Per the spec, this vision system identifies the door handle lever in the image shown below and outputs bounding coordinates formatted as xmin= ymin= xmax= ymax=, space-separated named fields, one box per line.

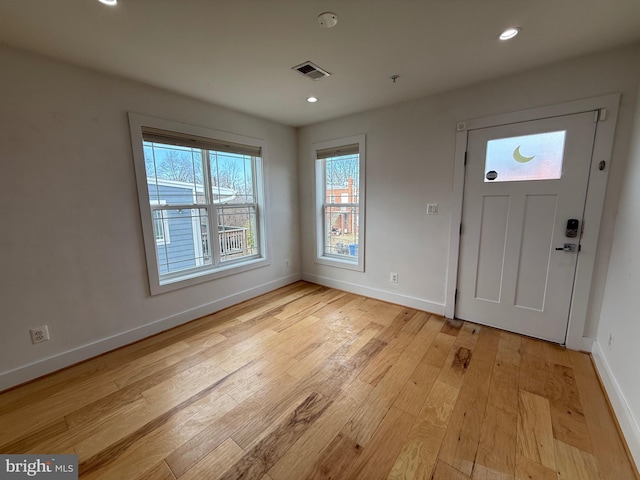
xmin=555 ymin=243 xmax=577 ymax=252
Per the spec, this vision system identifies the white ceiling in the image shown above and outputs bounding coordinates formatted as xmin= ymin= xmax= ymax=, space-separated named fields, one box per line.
xmin=1 ymin=0 xmax=640 ymax=127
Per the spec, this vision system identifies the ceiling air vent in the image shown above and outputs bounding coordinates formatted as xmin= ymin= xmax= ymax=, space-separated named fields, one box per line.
xmin=292 ymin=61 xmax=331 ymax=80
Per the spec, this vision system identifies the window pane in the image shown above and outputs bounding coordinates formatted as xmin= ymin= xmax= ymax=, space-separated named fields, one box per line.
xmin=153 ymin=210 xmax=168 ymax=243
xmin=324 ymin=153 xmax=359 ymax=204
xmin=484 ymin=131 xmax=566 ymax=182
xmin=324 ymin=205 xmax=360 ymax=258
xmin=144 ymin=141 xmax=206 ymax=204
xmin=209 ymin=151 xmax=255 ymax=204
xmin=217 ymin=205 xmax=258 ymax=262
xmin=155 ymin=207 xmax=212 ymax=275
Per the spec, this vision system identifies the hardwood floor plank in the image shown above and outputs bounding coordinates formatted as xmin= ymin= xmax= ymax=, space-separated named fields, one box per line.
xmin=135 ymin=461 xmax=176 ymax=480
xmin=77 ymin=386 xmax=237 ymax=477
xmin=514 ymin=454 xmax=557 ymax=480
xmin=441 ymin=319 xmax=464 ymax=337
xmin=218 ymin=392 xmax=332 ymax=480
xmin=437 ymin=327 xmax=480 ymax=389
xmin=487 ymin=361 xmax=520 ymax=416
xmin=375 ymin=309 xmax=419 ymax=344
xmin=234 ymin=285 xmax=323 ymax=323
xmin=164 ymin=373 xmax=300 ymax=478
xmin=80 ymin=387 xmax=238 ymax=480
xmin=30 ymin=395 xmax=154 ymax=457
xmin=389 ymin=379 xmax=460 ymax=480
xmin=555 ymin=439 xmax=601 ymax=480
xmin=472 ymin=404 xmax=517 ymax=480
xmin=0 ymin=418 xmax=69 ymax=454
xmin=141 ymin=359 xmax=229 ymax=409
xmin=543 ymin=343 xmax=572 ymax=368
xmin=518 ymin=338 xmax=548 ymax=397
xmin=222 ymin=355 xmax=299 ymax=405
xmin=64 ymin=350 xmax=210 ymax=429
xmin=495 ymin=332 xmax=522 ymax=367
xmin=110 ymin=341 xmax=200 ymax=389
xmin=393 ymin=361 xmax=441 ymax=417
xmin=0 ymin=357 xmax=108 ymax=415
xmin=268 ymin=378 xmax=372 ymax=480
xmin=432 ymin=460 xmax=472 ymax=480
xmin=516 ymin=390 xmax=556 ymax=471
xmin=421 ymin=332 xmax=457 ymax=369
xmin=568 ymin=350 xmax=638 ymax=480
xmin=357 ymin=331 xmax=415 ymax=386
xmin=438 ymin=327 xmax=500 ymax=477
xmin=343 ymin=315 xmax=441 ymax=446
xmin=0 ymin=376 xmax=119 ymax=447
xmin=178 ymin=438 xmax=244 ymax=480
xmin=287 ymin=322 xmax=384 ymax=380
xmin=342 ymin=406 xmax=415 ymax=480
xmin=546 ymin=363 xmax=593 ymax=453
xmin=357 ymin=299 xmax=405 ymax=326
xmin=487 ymin=332 xmax=522 ymax=416
xmin=305 ymin=432 xmax=362 ymax=480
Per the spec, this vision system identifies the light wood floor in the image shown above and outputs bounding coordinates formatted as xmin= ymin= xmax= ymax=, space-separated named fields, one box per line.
xmin=0 ymin=282 xmax=637 ymax=479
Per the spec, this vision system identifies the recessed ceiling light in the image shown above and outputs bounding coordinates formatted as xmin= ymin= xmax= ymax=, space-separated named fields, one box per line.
xmin=98 ymin=0 xmax=118 ymax=6
xmin=499 ymin=27 xmax=521 ymax=40
xmin=307 ymin=97 xmax=318 ymax=103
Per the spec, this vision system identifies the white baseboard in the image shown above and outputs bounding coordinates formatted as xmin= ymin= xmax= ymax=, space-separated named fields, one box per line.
xmin=591 ymin=340 xmax=640 ymax=470
xmin=302 ymin=273 xmax=445 ymax=315
xmin=0 ymin=274 xmax=302 ymax=392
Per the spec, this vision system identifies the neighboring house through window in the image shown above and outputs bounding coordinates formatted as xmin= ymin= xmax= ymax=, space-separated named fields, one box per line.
xmin=314 ymin=134 xmax=366 ymax=271
xmin=129 ymin=113 xmax=269 ymax=294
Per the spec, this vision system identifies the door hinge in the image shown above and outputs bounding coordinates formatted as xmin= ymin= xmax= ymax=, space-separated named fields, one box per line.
xmin=464 ymin=151 xmax=468 ymax=166
xmin=459 ymin=223 xmax=463 ymax=235
xmin=455 ymin=289 xmax=458 ymax=302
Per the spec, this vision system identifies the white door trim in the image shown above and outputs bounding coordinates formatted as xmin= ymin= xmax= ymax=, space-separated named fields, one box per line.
xmin=446 ymin=93 xmax=620 ymax=350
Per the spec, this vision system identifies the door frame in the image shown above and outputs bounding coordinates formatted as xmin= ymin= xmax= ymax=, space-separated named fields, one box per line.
xmin=445 ymin=93 xmax=620 ymax=350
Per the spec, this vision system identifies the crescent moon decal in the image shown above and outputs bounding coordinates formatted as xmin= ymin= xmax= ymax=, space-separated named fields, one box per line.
xmin=513 ymin=145 xmax=535 ymax=163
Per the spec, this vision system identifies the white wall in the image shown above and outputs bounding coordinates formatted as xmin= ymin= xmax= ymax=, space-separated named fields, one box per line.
xmin=298 ymin=43 xmax=640 ymax=337
xmin=0 ymin=46 xmax=300 ymax=390
xmin=593 ymin=83 xmax=640 ymax=465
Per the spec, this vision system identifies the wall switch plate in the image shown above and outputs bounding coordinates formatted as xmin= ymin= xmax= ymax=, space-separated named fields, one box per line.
xmin=390 ymin=272 xmax=398 ymax=283
xmin=427 ymin=203 xmax=438 ymax=215
xmin=30 ymin=325 xmax=50 ymax=344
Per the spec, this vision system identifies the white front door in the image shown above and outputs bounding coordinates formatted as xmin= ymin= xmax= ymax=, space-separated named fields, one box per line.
xmin=456 ymin=111 xmax=597 ymax=343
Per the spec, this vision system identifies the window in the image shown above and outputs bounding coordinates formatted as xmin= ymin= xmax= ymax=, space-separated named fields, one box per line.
xmin=129 ymin=114 xmax=269 ymax=294
xmin=484 ymin=130 xmax=566 ymax=182
xmin=150 ymin=200 xmax=170 ymax=245
xmin=314 ymin=134 xmax=365 ymax=271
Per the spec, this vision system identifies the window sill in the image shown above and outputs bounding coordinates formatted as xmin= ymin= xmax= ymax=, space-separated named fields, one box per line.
xmin=150 ymin=256 xmax=271 ymax=295
xmin=315 ymin=255 xmax=364 ymax=272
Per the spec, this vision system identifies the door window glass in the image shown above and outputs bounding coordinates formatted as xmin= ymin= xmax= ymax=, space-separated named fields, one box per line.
xmin=484 ymin=130 xmax=566 ymax=182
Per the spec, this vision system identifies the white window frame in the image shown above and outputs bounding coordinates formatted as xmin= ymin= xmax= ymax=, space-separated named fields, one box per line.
xmin=150 ymin=200 xmax=170 ymax=245
xmin=129 ymin=113 xmax=270 ymax=295
xmin=313 ymin=134 xmax=366 ymax=272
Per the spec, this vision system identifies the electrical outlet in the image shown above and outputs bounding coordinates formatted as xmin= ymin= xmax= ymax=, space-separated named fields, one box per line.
xmin=390 ymin=272 xmax=398 ymax=284
xmin=284 ymin=259 xmax=290 ymax=269
xmin=608 ymin=333 xmax=614 ymax=349
xmin=30 ymin=325 xmax=50 ymax=344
